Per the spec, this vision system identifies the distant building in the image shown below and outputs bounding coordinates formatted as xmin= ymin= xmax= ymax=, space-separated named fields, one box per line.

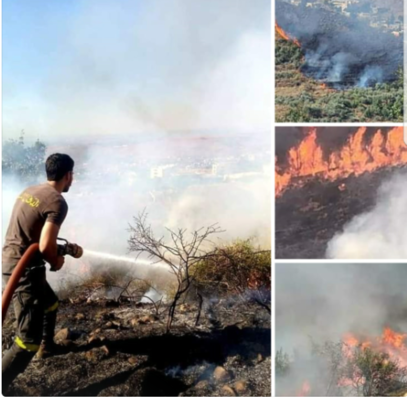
xmin=150 ymin=167 xmax=164 ymax=179
xmin=331 ymin=0 xmax=350 ymax=12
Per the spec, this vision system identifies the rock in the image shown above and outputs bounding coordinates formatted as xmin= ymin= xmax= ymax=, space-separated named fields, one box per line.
xmin=85 ymin=350 xmax=96 ymax=362
xmin=54 ymin=328 xmax=70 ymax=343
xmin=75 ymin=313 xmax=85 ymax=320
xmin=195 ymin=380 xmax=209 ymax=390
xmin=213 ymin=366 xmax=231 ymax=383
xmin=105 ymin=321 xmax=113 ymax=328
xmin=220 ymin=385 xmax=236 ymax=396
xmin=233 ymin=380 xmax=248 ymax=395
xmin=138 ymin=315 xmax=156 ymax=324
xmin=84 ymin=346 xmax=109 ymax=362
xmin=257 ymin=353 xmax=264 ymax=363
xmin=128 ymin=356 xmax=138 ymax=365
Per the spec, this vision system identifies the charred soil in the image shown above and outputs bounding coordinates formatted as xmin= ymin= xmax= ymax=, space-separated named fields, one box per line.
xmin=275 ymin=166 xmax=406 ymax=259
xmin=3 ymin=292 xmax=271 ymax=397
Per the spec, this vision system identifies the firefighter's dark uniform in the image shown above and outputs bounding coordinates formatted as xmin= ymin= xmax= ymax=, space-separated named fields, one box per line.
xmin=2 ymin=183 xmax=68 ymax=393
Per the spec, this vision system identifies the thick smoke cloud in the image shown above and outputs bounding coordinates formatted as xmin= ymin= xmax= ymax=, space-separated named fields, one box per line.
xmin=3 ymin=0 xmax=271 ymax=289
xmin=276 ymin=0 xmax=403 ymax=87
xmin=327 ymin=171 xmax=407 ymax=259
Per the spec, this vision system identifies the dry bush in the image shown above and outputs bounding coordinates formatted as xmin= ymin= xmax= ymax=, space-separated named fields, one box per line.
xmin=192 ymin=239 xmax=271 ymax=312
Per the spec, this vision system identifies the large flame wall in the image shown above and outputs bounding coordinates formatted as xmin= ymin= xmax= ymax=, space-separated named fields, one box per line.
xmin=276 ymin=127 xmax=407 ymax=196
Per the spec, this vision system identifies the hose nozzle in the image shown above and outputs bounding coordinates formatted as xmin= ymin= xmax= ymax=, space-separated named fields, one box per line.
xmin=57 ymin=238 xmax=83 ymax=259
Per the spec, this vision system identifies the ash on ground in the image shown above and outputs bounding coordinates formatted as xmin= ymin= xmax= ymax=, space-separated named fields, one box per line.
xmin=2 ymin=290 xmax=271 ymax=397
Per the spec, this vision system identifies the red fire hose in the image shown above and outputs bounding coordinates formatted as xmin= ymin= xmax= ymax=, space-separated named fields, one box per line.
xmin=2 ymin=243 xmax=39 ymax=324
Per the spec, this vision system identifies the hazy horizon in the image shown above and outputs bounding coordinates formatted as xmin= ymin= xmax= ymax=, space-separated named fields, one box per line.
xmin=3 ymin=0 xmax=271 ymax=141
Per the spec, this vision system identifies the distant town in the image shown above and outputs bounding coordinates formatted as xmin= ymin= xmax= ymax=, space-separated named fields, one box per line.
xmin=51 ymin=137 xmax=271 ymax=205
xmin=283 ymin=0 xmax=404 ymax=36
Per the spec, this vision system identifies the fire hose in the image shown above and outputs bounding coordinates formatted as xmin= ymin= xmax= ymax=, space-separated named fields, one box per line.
xmin=2 ymin=239 xmax=83 ymax=325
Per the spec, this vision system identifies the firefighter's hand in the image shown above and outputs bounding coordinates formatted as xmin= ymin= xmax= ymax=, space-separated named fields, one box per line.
xmin=51 ymin=256 xmax=65 ymax=272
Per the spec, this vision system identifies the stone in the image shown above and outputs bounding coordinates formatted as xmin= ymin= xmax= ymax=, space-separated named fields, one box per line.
xmin=195 ymin=380 xmax=209 ymax=390
xmin=54 ymin=328 xmax=70 ymax=343
xmin=233 ymin=380 xmax=248 ymax=394
xmin=128 ymin=357 xmax=138 ymax=365
xmin=213 ymin=366 xmax=231 ymax=383
xmin=220 ymin=385 xmax=236 ymax=396
xmin=138 ymin=315 xmax=155 ymax=324
xmin=75 ymin=313 xmax=85 ymax=320
xmin=85 ymin=346 xmax=109 ymax=362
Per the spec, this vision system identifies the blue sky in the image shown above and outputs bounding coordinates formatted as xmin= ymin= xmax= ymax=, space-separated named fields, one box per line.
xmin=3 ymin=0 xmax=271 ymax=141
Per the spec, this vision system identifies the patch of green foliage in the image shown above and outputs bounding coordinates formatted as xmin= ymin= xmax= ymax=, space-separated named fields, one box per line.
xmin=275 ymin=37 xmax=404 ymax=123
xmin=193 ymin=239 xmax=271 ymax=294
xmin=275 ymin=349 xmax=291 ymax=377
xmin=275 ymin=37 xmax=303 ymax=68
xmin=191 ymin=239 xmax=271 ymax=312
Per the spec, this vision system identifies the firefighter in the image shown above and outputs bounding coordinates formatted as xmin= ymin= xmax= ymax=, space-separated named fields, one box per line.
xmin=2 ymin=153 xmax=75 ymax=393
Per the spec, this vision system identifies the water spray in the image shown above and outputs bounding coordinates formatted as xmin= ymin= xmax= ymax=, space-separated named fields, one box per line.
xmin=83 ymin=249 xmax=170 ymax=270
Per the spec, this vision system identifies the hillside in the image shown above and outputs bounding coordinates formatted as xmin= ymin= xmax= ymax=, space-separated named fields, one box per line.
xmin=275 ymin=32 xmax=403 ymax=123
xmin=3 ymin=290 xmax=271 ymax=396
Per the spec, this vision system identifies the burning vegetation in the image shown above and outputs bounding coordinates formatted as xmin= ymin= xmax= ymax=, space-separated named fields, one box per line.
xmin=276 ymin=126 xmax=407 ymax=197
xmin=275 ymin=0 xmax=403 ymax=122
xmin=275 ymin=22 xmax=300 ymax=48
xmin=275 ymin=126 xmax=407 ymax=259
xmin=276 ymin=263 xmax=407 ymax=397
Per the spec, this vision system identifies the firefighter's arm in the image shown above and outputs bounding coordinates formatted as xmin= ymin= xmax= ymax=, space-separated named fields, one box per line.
xmin=39 ymin=221 xmax=65 ymax=271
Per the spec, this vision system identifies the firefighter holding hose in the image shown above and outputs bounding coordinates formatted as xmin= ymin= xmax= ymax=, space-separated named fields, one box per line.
xmin=2 ymin=153 xmax=76 ymax=393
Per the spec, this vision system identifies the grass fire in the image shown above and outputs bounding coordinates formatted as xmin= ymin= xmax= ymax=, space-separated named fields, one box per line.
xmin=276 ymin=263 xmax=407 ymax=397
xmin=275 ymin=126 xmax=407 ymax=259
xmin=275 ymin=0 xmax=403 ymax=122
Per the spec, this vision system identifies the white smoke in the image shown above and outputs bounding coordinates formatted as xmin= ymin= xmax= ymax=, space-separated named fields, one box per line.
xmin=3 ymin=0 xmax=271 ymax=139
xmin=326 ymin=171 xmax=407 ymax=259
xmin=276 ymin=263 xmax=407 ymax=396
xmin=2 ymin=0 xmax=271 ymax=292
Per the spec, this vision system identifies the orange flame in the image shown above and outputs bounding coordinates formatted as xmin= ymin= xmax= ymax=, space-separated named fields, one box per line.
xmin=344 ymin=328 xmax=407 ymax=368
xmin=276 ymin=127 xmax=407 ymax=196
xmin=276 ymin=22 xmax=301 ymax=47
xmin=296 ymin=380 xmax=311 ymax=397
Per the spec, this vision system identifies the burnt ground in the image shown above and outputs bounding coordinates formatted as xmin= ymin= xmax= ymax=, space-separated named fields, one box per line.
xmin=2 ymin=292 xmax=271 ymax=397
xmin=275 ymin=166 xmax=406 ymax=259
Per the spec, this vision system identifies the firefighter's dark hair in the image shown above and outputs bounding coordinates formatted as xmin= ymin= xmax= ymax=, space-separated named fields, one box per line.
xmin=45 ymin=154 xmax=74 ymax=181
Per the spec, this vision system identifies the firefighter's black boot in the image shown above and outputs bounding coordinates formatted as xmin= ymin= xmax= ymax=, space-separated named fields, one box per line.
xmin=2 ymin=344 xmax=36 ymax=395
xmin=42 ymin=308 xmax=57 ymax=344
